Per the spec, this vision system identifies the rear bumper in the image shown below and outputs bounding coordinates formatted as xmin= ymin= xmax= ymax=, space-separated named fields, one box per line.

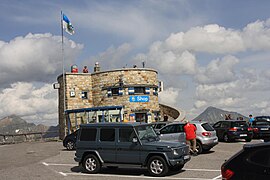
xmin=200 ymin=138 xmax=219 ymax=149
xmin=228 ymin=132 xmax=253 ymax=139
xmin=253 ymin=132 xmax=270 ymax=139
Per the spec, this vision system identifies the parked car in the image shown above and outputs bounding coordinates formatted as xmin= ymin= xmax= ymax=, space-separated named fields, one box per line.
xmin=151 ymin=121 xmax=170 ymax=132
xmin=74 ymin=122 xmax=191 ymax=177
xmin=63 ymin=130 xmax=78 ymax=150
xmin=221 ymin=142 xmax=270 ymax=180
xmin=158 ymin=121 xmax=218 ymax=154
xmin=252 ymin=116 xmax=270 ymax=140
xmin=213 ymin=120 xmax=253 ymax=142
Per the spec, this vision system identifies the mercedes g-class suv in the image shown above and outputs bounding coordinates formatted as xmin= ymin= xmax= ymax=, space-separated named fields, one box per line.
xmin=74 ymin=122 xmax=190 ymax=177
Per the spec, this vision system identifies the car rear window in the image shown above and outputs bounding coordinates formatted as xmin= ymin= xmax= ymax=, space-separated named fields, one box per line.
xmin=254 ymin=120 xmax=270 ymax=126
xmin=256 ymin=117 xmax=270 ymax=121
xmin=201 ymin=123 xmax=215 ymax=131
xmin=80 ymin=128 xmax=97 ymax=141
xmin=232 ymin=121 xmax=248 ymax=127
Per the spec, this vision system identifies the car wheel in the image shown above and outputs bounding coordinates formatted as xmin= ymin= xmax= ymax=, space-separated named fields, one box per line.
xmin=196 ymin=141 xmax=203 ymax=154
xmin=147 ymin=156 xmax=168 ymax=177
xmin=169 ymin=164 xmax=184 ymax=171
xmin=66 ymin=140 xmax=75 ymax=150
xmin=223 ymin=134 xmax=230 ymax=142
xmin=82 ymin=154 xmax=101 ymax=174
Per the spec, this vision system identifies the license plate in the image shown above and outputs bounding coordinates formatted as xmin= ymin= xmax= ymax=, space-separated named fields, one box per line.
xmin=261 ymin=128 xmax=269 ymax=130
xmin=240 ymin=134 xmax=247 ymax=137
xmin=184 ymin=155 xmax=190 ymax=160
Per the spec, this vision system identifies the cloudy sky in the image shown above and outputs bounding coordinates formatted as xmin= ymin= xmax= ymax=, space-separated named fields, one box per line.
xmin=1 ymin=0 xmax=270 ymax=126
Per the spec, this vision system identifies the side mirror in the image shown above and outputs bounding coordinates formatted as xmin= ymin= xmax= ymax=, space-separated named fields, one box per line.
xmin=132 ymin=137 xmax=138 ymax=143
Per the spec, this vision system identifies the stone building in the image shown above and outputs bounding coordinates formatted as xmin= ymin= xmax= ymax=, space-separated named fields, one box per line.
xmin=55 ymin=63 xmax=180 ymax=139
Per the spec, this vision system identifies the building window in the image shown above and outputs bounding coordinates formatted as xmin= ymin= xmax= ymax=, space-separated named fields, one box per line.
xmin=81 ymin=91 xmax=88 ymax=99
xmin=134 ymin=87 xmax=145 ymax=94
xmin=111 ymin=88 xmax=119 ymax=96
xmin=153 ymin=88 xmax=158 ymax=96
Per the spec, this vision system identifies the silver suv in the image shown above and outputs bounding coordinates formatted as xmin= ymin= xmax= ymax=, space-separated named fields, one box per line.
xmin=158 ymin=121 xmax=218 ymax=154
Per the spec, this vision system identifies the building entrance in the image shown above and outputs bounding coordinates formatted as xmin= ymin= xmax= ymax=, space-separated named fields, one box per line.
xmin=135 ymin=113 xmax=147 ymax=123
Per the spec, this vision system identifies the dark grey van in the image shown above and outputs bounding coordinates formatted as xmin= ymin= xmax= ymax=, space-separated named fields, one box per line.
xmin=74 ymin=122 xmax=190 ymax=177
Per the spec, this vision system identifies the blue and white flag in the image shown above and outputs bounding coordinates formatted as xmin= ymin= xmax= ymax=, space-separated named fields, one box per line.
xmin=62 ymin=14 xmax=74 ymax=35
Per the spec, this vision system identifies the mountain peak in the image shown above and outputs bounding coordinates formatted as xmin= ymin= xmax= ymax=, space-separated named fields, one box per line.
xmin=192 ymin=106 xmax=248 ymax=124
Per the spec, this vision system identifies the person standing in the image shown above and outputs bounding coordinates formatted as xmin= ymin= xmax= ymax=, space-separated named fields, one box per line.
xmin=249 ymin=114 xmax=255 ymax=126
xmin=184 ymin=120 xmax=198 ymax=156
xmin=82 ymin=66 xmax=88 ymax=73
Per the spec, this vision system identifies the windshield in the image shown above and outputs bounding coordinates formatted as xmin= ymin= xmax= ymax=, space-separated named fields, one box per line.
xmin=135 ymin=125 xmax=158 ymax=141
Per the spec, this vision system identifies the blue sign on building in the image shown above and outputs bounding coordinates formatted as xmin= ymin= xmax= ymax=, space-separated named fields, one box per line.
xmin=129 ymin=96 xmax=149 ymax=102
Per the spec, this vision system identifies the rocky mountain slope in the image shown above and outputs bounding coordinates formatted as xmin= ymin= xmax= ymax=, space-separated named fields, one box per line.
xmin=0 ymin=115 xmax=58 ymax=137
xmin=192 ymin=106 xmax=249 ymax=125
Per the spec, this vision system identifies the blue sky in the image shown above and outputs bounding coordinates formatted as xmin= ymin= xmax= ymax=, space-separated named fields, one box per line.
xmin=0 ymin=0 xmax=270 ymax=125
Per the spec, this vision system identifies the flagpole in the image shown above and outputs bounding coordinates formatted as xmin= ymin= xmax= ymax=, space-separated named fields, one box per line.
xmin=61 ymin=11 xmax=67 ymax=137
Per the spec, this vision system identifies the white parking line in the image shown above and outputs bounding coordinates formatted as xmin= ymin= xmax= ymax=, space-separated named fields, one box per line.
xmin=183 ymin=168 xmax=220 ymax=172
xmin=42 ymin=162 xmax=77 ymax=166
xmin=42 ymin=162 xmax=221 ymax=179
xmin=212 ymin=175 xmax=222 ymax=179
xmin=59 ymin=172 xmax=67 ymax=176
xmin=62 ymin=172 xmax=216 ymax=180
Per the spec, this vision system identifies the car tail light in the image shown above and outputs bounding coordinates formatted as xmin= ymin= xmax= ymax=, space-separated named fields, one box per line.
xmin=202 ymin=132 xmax=211 ymax=136
xmin=253 ymin=128 xmax=259 ymax=133
xmin=248 ymin=127 xmax=253 ymax=131
xmin=229 ymin=127 xmax=237 ymax=131
xmin=221 ymin=166 xmax=234 ymax=180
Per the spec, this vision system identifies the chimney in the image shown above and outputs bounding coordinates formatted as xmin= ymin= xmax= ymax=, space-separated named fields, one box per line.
xmin=94 ymin=62 xmax=100 ymax=72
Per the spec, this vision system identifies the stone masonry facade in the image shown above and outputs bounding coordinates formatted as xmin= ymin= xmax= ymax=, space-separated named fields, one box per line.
xmin=57 ymin=68 xmax=160 ymax=138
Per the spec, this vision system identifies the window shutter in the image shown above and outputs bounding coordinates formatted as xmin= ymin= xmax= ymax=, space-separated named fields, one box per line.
xmin=119 ymin=87 xmax=123 ymax=95
xmin=107 ymin=89 xmax=112 ymax=97
xmin=128 ymin=87 xmax=134 ymax=95
xmin=145 ymin=87 xmax=150 ymax=94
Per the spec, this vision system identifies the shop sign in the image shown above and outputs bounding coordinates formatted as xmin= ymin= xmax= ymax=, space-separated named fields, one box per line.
xmin=129 ymin=96 xmax=149 ymax=102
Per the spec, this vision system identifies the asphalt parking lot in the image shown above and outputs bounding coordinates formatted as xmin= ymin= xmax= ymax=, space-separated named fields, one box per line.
xmin=0 ymin=139 xmax=264 ymax=180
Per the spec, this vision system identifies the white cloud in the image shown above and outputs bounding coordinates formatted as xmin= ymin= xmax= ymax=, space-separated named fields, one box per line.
xmin=147 ymin=47 xmax=198 ymax=75
xmin=243 ymin=20 xmax=270 ymax=50
xmin=159 ymin=87 xmax=179 ymax=107
xmin=182 ymin=24 xmax=245 ymax=54
xmin=194 ymin=100 xmax=207 ymax=109
xmin=0 ymin=33 xmax=83 ymax=86
xmin=0 ymin=82 xmax=58 ymax=126
xmin=195 ymin=55 xmax=239 ymax=84
xmin=139 ymin=19 xmax=270 ymax=120
xmin=86 ymin=43 xmax=132 ymax=70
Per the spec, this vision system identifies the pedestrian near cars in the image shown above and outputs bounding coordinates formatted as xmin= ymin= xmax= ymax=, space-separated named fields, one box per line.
xmin=184 ymin=120 xmax=198 ymax=156
xmin=249 ymin=114 xmax=254 ymax=126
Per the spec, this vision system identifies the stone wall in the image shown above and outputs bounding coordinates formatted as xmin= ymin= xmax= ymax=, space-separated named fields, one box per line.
xmin=57 ymin=68 xmax=161 ymax=139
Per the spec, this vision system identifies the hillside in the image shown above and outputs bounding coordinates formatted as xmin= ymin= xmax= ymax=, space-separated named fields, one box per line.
xmin=192 ymin=106 xmax=249 ymax=125
xmin=0 ymin=115 xmax=58 ymax=137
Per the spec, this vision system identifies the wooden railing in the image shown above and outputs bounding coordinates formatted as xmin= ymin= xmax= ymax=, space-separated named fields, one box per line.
xmin=0 ymin=131 xmax=59 ymax=144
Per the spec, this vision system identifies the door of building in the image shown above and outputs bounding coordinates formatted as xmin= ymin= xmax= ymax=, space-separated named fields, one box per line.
xmin=135 ymin=113 xmax=147 ymax=123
